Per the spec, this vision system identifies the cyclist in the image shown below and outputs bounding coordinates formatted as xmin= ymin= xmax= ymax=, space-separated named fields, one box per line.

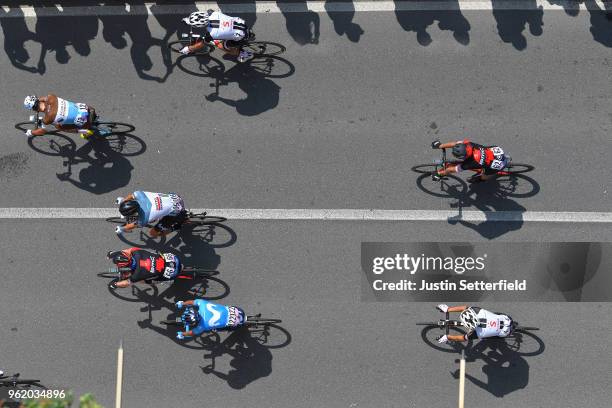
xmin=115 ymin=191 xmax=187 ymax=237
xmin=175 ymin=299 xmax=246 ymax=339
xmin=22 ymin=94 xmax=103 ymax=139
xmin=178 ymin=10 xmax=254 ymax=63
xmin=436 ymin=304 xmax=513 ymax=343
xmin=106 ymin=248 xmax=182 ymax=289
xmin=431 ymin=139 xmax=508 ymax=182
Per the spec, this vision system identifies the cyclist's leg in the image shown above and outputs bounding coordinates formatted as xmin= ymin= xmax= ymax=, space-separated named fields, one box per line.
xmin=217 ymin=40 xmax=239 ymax=56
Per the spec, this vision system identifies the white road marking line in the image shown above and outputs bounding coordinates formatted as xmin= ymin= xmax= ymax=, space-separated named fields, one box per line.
xmin=3 ymin=1 xmax=610 ymax=18
xmin=1 ymin=208 xmax=611 ymax=223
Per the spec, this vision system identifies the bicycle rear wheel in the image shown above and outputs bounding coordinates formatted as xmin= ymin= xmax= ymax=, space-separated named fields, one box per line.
xmin=243 ymin=41 xmax=286 ymax=56
xmin=97 ymin=272 xmax=119 ymax=278
xmin=515 ymin=326 xmax=539 ymax=331
xmin=187 ymin=214 xmax=227 ymax=224
xmin=96 ymin=122 xmax=135 ymax=135
xmin=503 ymin=163 xmax=534 ymax=174
xmin=246 ymin=316 xmax=282 ymax=325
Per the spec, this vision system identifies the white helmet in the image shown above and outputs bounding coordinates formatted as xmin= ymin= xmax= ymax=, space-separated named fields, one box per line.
xmin=183 ymin=11 xmax=210 ymax=27
xmin=24 ymin=95 xmax=39 ymax=110
xmin=459 ymin=307 xmax=479 ymax=331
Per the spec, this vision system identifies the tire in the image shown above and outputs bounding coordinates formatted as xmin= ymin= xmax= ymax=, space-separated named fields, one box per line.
xmin=416 ymin=321 xmax=439 ymax=326
xmin=105 ymin=217 xmax=125 ymax=224
xmin=97 ymin=272 xmax=119 ymax=278
xmin=246 ymin=316 xmax=282 ymax=325
xmin=414 ymin=172 xmax=467 ymax=198
xmin=243 ymin=41 xmax=286 ymax=56
xmin=103 ymin=133 xmax=147 ymax=157
xmin=96 ymin=122 xmax=135 ymax=135
xmin=168 ymin=40 xmax=213 ymax=55
xmin=25 ymin=133 xmax=76 ymax=157
xmin=187 ymin=216 xmax=227 ymax=224
xmin=515 ymin=326 xmax=539 ymax=332
xmin=411 ymin=164 xmax=438 ymax=175
xmin=504 ymin=163 xmax=534 ymax=174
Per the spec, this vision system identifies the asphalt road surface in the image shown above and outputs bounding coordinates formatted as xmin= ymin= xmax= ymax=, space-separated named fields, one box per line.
xmin=1 ymin=2 xmax=611 ymax=408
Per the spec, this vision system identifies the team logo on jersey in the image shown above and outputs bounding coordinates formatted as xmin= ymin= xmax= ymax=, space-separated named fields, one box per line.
xmin=206 ymin=303 xmax=222 ymax=327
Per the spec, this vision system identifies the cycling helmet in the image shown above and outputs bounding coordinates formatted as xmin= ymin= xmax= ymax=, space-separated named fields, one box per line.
xmin=459 ymin=307 xmax=479 ymax=331
xmin=183 ymin=11 xmax=210 ymax=27
xmin=182 ymin=307 xmax=200 ymax=328
xmin=452 ymin=143 xmax=467 ymax=160
xmin=24 ymin=95 xmax=39 ymax=111
xmin=110 ymin=251 xmax=130 ymax=266
xmin=119 ymin=200 xmax=140 ymax=217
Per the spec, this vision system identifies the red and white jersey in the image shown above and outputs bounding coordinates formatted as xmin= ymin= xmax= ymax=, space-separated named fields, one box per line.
xmin=474 ymin=308 xmax=512 ymax=338
xmin=207 ymin=11 xmax=247 ymax=41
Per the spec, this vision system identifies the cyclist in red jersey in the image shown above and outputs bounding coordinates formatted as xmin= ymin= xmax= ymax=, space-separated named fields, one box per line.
xmin=431 ymin=139 xmax=509 ymax=182
xmin=106 ymin=248 xmax=182 ymax=289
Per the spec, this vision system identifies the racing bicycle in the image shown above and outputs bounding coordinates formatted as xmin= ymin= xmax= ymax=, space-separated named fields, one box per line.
xmin=168 ymin=22 xmax=285 ymax=57
xmin=15 ymin=112 xmax=135 ymax=139
xmin=412 ymin=146 xmax=533 ymax=181
xmin=0 ymin=372 xmax=42 ymax=388
xmin=161 ymin=313 xmax=282 ymax=334
xmin=106 ymin=210 xmax=227 ymax=230
xmin=98 ymin=264 xmax=219 ymax=290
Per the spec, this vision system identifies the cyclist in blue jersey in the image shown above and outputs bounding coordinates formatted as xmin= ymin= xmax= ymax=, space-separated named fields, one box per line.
xmin=175 ymin=299 xmax=246 ymax=339
xmin=23 ymin=94 xmax=102 ymax=139
xmin=115 ymin=191 xmax=187 ymax=237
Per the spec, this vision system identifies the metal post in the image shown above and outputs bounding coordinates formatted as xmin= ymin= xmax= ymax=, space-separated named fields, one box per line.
xmin=115 ymin=340 xmax=124 ymax=408
xmin=458 ymin=349 xmax=465 ymax=408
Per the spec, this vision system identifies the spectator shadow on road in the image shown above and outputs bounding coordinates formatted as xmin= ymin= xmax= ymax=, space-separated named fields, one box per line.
xmin=218 ymin=0 xmax=258 ymax=28
xmin=200 ymin=324 xmax=291 ymax=389
xmin=584 ymin=0 xmax=612 ymax=47
xmin=451 ymin=334 xmax=545 ymax=397
xmin=325 ymin=0 xmax=364 ymax=42
xmin=31 ymin=3 xmax=98 ymax=74
xmin=0 ymin=7 xmax=38 ymax=73
xmin=491 ymin=0 xmax=543 ymax=50
xmin=394 ymin=0 xmax=471 ymax=46
xmin=277 ymin=1 xmax=320 ymax=45
xmin=547 ymin=0 xmax=581 ymax=16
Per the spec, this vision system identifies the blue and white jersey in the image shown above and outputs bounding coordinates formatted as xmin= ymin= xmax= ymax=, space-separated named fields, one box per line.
xmin=133 ymin=191 xmax=185 ymax=227
xmin=53 ymin=98 xmax=90 ymax=128
xmin=191 ymin=299 xmax=245 ymax=336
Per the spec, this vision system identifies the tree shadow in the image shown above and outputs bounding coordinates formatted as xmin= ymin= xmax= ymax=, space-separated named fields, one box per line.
xmin=491 ymin=0 xmax=544 ymax=50
xmin=206 ymin=62 xmax=282 ymax=116
xmin=325 ymin=0 xmax=364 ymax=42
xmin=277 ymin=1 xmax=320 ymax=45
xmin=451 ymin=334 xmax=544 ymax=397
xmin=394 ymin=0 xmax=471 ymax=46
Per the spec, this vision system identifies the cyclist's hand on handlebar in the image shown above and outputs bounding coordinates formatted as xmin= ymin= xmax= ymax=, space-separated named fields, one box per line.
xmin=437 ymin=335 xmax=448 ymax=344
xmin=176 ymin=301 xmax=184 ymax=309
xmin=115 ymin=226 xmax=125 ymax=235
xmin=431 ymin=140 xmax=441 ymax=149
xmin=115 ymin=196 xmax=124 ymax=204
xmin=176 ymin=331 xmax=185 ymax=340
xmin=179 ymin=46 xmax=191 ymax=55
xmin=25 ymin=129 xmax=33 ymax=137
xmin=436 ymin=304 xmax=449 ymax=313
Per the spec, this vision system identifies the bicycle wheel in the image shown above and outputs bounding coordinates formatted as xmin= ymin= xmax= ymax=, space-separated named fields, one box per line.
xmin=415 ymin=321 xmax=439 ymax=326
xmin=96 ymin=122 xmax=135 ymax=135
xmin=187 ymin=214 xmax=227 ymax=224
xmin=503 ymin=163 xmax=534 ymax=174
xmin=105 ymin=217 xmax=125 ymax=224
xmin=168 ymin=40 xmax=213 ymax=55
xmin=243 ymin=41 xmax=286 ymax=56
xmin=411 ymin=164 xmax=437 ymax=175
xmin=97 ymin=272 xmax=119 ymax=279
xmin=181 ymin=267 xmax=219 ymax=278
xmin=515 ymin=326 xmax=539 ymax=332
xmin=414 ymin=173 xmax=467 ymax=198
xmin=246 ymin=316 xmax=282 ymax=326
xmin=103 ymin=133 xmax=146 ymax=156
xmin=25 ymin=133 xmax=76 ymax=157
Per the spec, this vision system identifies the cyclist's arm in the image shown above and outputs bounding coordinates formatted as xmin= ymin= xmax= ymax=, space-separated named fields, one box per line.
xmin=123 ymin=222 xmax=137 ymax=232
xmin=448 ymin=305 xmax=468 ymax=313
xmin=181 ymin=300 xmax=196 ymax=307
xmin=437 ymin=141 xmax=462 ymax=149
xmin=448 ymin=334 xmax=468 ymax=342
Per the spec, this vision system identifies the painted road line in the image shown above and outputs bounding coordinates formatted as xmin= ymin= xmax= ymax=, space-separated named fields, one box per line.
xmin=1 ymin=208 xmax=611 ymax=223
xmin=2 ymin=1 xmax=611 ymax=17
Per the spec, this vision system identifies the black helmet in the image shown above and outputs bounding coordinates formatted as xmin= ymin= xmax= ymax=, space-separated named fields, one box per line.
xmin=452 ymin=143 xmax=467 ymax=160
xmin=119 ymin=200 xmax=140 ymax=216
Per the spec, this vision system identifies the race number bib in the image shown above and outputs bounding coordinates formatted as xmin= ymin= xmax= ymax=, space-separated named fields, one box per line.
xmin=73 ymin=103 xmax=89 ymax=127
xmin=226 ymin=306 xmax=244 ymax=327
xmin=162 ymin=253 xmax=178 ymax=279
xmin=489 ymin=147 xmax=506 ymax=170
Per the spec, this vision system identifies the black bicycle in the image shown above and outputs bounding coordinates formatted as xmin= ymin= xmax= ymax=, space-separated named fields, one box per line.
xmin=98 ymin=265 xmax=219 ymax=289
xmin=417 ymin=310 xmax=539 ymax=352
xmin=106 ymin=210 xmax=227 ymax=229
xmin=169 ymin=21 xmax=285 ymax=57
xmin=16 ymin=112 xmax=134 ymax=139
xmin=0 ymin=373 xmax=42 ymax=388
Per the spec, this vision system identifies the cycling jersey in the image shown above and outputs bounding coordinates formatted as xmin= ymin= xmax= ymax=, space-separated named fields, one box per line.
xmin=470 ymin=307 xmax=513 ymax=339
xmin=457 ymin=139 xmax=508 ymax=175
xmin=116 ymin=249 xmax=181 ymax=282
xmin=189 ymin=299 xmax=245 ymax=335
xmin=133 ymin=191 xmax=185 ymax=227
xmin=53 ymin=97 xmax=90 ymax=128
xmin=207 ymin=11 xmax=247 ymax=41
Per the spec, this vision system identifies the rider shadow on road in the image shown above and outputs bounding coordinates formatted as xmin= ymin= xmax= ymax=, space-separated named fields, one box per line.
xmin=451 ymin=334 xmax=544 ymax=397
xmin=206 ymin=63 xmax=282 ymax=116
xmin=394 ymin=0 xmax=471 ymax=46
xmin=200 ymin=326 xmax=276 ymax=389
xmin=445 ymin=176 xmax=540 ymax=239
xmin=55 ymin=137 xmax=136 ymax=194
xmin=491 ymin=0 xmax=544 ymax=50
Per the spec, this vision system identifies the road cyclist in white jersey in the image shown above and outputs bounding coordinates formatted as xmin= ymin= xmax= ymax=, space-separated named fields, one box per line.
xmin=436 ymin=304 xmax=513 ymax=344
xmin=178 ymin=10 xmax=254 ymax=63
xmin=22 ymin=94 xmax=104 ymax=139
xmin=115 ymin=191 xmax=187 ymax=238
